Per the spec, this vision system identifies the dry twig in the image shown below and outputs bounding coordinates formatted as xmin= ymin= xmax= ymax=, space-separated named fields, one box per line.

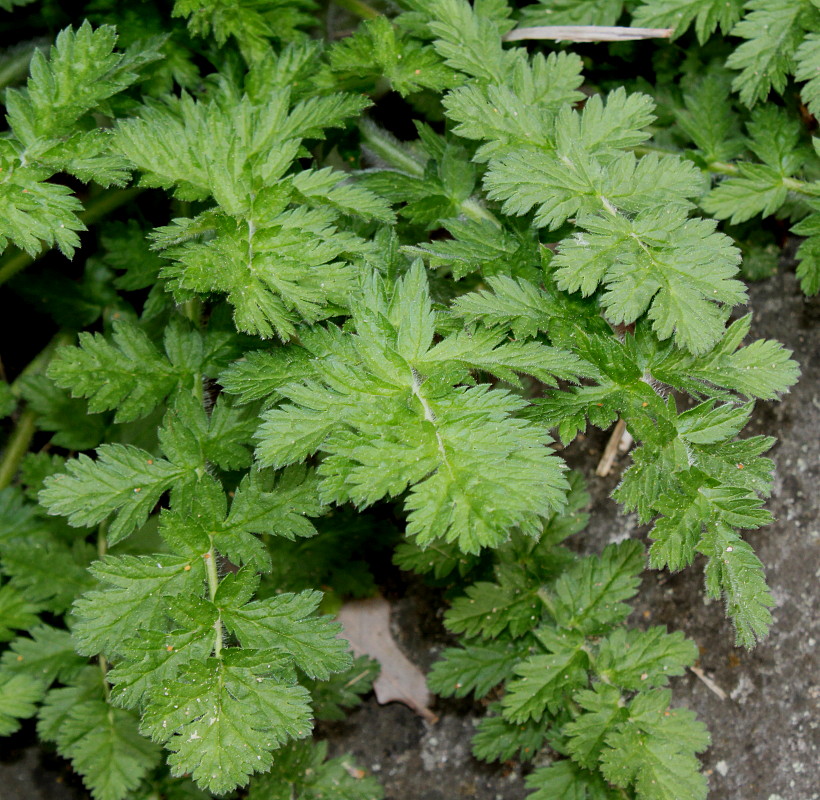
xmin=503 ymin=25 xmax=673 ymax=42
xmin=596 ymin=418 xmax=631 ymax=477
xmin=690 ymin=665 xmax=728 ymax=701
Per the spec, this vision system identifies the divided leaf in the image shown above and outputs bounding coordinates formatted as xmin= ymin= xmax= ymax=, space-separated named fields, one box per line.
xmin=55 ymin=700 xmax=162 ymax=800
xmin=40 ymin=445 xmax=184 ymax=545
xmin=599 ymin=690 xmax=710 ymax=800
xmin=548 ymin=542 xmax=644 ymax=635
xmin=1 ymin=624 xmax=86 ymax=685
xmin=472 ymin=706 xmax=551 ymax=763
xmin=141 ymin=652 xmax=313 ymax=794
xmin=527 ymin=760 xmax=620 ymax=800
xmin=632 ymin=0 xmax=744 ymax=42
xmin=726 ymin=0 xmax=816 ymax=107
xmin=0 ymin=671 xmax=44 ymax=736
xmin=72 ymin=554 xmax=205 ymax=657
xmin=0 ymin=22 xmax=160 ymax=256
xmin=501 ymin=629 xmax=588 ymax=722
xmin=47 ymin=319 xmax=197 ymax=423
xmin=256 ymin=263 xmax=577 ymax=554
xmin=595 ymin=628 xmax=698 ymax=689
xmin=427 ymin=640 xmax=528 ymax=699
xmin=247 ymin=739 xmax=383 ymax=800
xmin=223 ymin=590 xmax=351 ymax=680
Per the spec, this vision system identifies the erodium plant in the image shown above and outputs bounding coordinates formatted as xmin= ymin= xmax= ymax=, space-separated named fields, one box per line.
xmin=0 ymin=1 xmax=808 ymax=798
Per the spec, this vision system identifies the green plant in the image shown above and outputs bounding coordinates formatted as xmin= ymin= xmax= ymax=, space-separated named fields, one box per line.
xmin=0 ymin=1 xmax=806 ymax=799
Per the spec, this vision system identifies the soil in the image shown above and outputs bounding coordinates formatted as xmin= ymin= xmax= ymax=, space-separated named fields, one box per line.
xmin=1 ymin=268 xmax=817 ymax=800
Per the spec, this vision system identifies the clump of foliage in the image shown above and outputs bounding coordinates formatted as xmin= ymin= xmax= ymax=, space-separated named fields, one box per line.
xmin=429 ymin=476 xmax=710 ymax=800
xmin=0 ymin=0 xmax=807 ymax=799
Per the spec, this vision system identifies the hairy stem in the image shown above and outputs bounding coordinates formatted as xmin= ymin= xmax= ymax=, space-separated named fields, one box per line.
xmin=333 ymin=0 xmax=380 ymax=20
xmin=411 ymin=368 xmax=454 ymax=477
xmin=359 ymin=120 xmax=503 ymax=227
xmin=97 ymin=520 xmax=111 ymax=700
xmin=0 ymin=186 xmax=143 ymax=287
xmin=6 ymin=332 xmax=72 ymax=398
xmin=536 ymin=586 xmax=557 ymax=619
xmin=182 ymin=298 xmax=202 ymax=327
xmin=0 ymin=331 xmax=74 ymax=488
xmin=360 ymin=119 xmax=426 ymax=176
xmin=98 ymin=654 xmax=111 ymax=701
xmin=704 ymin=159 xmax=741 ymax=177
xmin=636 ymin=145 xmax=820 ymax=199
xmin=0 ymin=408 xmax=36 ymax=490
xmin=8 ymin=331 xmax=73 ymax=396
xmin=0 ymin=42 xmax=39 ymax=91
xmin=98 ymin=520 xmax=108 ymax=559
xmin=205 ymin=540 xmax=223 ymax=658
xmin=460 ymin=197 xmax=503 ymax=228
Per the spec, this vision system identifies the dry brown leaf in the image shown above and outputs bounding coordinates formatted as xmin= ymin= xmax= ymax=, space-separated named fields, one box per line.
xmin=337 ymin=595 xmax=437 ymax=723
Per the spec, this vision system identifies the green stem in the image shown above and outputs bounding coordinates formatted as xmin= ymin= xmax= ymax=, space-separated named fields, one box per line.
xmin=0 ymin=331 xmax=74 ymax=488
xmin=0 ymin=43 xmax=38 ymax=91
xmin=783 ymin=175 xmax=816 ymax=194
xmin=98 ymin=519 xmax=109 ymax=559
xmin=9 ymin=330 xmax=74 ymax=397
xmin=1 ymin=250 xmax=42 ymax=288
xmin=360 ymin=119 xmax=426 ymax=177
xmin=0 ymin=186 xmax=143 ymax=287
xmin=97 ymin=521 xmax=111 ymax=700
xmin=636 ymin=145 xmax=820 ymax=198
xmin=359 ymin=121 xmax=504 ymax=227
xmin=333 ymin=0 xmax=380 ymax=20
xmin=411 ymin=368 xmax=454 ymax=478
xmin=580 ymin=642 xmax=597 ymax=672
xmin=461 ymin=197 xmax=503 ymax=228
xmin=0 ymin=408 xmax=36 ymax=490
xmin=536 ymin=586 xmax=557 ymax=619
xmin=81 ymin=186 xmax=144 ymax=225
xmin=205 ymin=538 xmax=223 ymax=658
xmin=704 ymin=159 xmax=741 ymax=177
xmin=182 ymin=298 xmax=202 ymax=326
xmin=99 ymin=654 xmax=111 ymax=701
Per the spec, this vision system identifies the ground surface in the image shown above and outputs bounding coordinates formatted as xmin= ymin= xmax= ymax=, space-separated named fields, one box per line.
xmin=1 ymin=269 xmax=817 ymax=800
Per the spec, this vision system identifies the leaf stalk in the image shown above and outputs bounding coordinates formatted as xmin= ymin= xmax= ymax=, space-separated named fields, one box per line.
xmin=333 ymin=0 xmax=380 ymax=20
xmin=205 ymin=540 xmax=223 ymax=658
xmin=0 ymin=331 xmax=74 ymax=488
xmin=0 ymin=408 xmax=36 ymax=489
